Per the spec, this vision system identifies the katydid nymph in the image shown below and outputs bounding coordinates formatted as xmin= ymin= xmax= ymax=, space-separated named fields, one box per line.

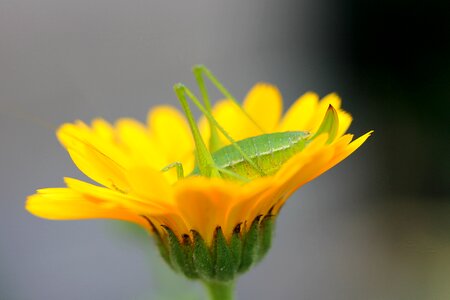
xmin=164 ymin=65 xmax=339 ymax=182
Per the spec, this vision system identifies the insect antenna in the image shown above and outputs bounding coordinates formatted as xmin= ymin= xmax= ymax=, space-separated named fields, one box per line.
xmin=1 ymin=103 xmax=56 ymax=132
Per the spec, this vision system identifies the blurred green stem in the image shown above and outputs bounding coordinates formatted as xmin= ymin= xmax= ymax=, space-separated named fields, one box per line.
xmin=204 ymin=281 xmax=235 ymax=300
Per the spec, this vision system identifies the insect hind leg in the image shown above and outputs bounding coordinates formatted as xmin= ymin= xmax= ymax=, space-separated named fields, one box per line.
xmin=216 ymin=167 xmax=250 ymax=183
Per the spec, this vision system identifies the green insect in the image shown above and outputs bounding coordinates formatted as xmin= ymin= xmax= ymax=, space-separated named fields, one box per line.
xmin=163 ymin=65 xmax=338 ymax=181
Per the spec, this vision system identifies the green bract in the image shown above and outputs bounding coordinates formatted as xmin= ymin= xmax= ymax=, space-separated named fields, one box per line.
xmin=152 ymin=214 xmax=275 ymax=282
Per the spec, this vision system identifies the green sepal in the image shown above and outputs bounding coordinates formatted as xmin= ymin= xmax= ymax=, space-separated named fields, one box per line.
xmin=229 ymin=223 xmax=243 ymax=271
xmin=213 ymin=227 xmax=235 ymax=281
xmin=238 ymin=215 xmax=262 ymax=273
xmin=154 ymin=214 xmax=276 ymax=282
xmin=256 ymin=214 xmax=275 ymax=263
xmin=143 ymin=217 xmax=171 ymax=266
xmin=161 ymin=225 xmax=183 ymax=272
xmin=154 ymin=234 xmax=171 ymax=266
xmin=192 ymin=230 xmax=214 ymax=279
xmin=162 ymin=225 xmax=198 ymax=279
xmin=180 ymin=234 xmax=198 ymax=279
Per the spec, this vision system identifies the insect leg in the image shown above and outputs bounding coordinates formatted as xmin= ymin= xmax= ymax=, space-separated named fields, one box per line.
xmin=161 ymin=162 xmax=185 ymax=179
xmin=174 ymin=84 xmax=221 ymax=178
xmin=175 ymin=84 xmax=266 ymax=177
xmin=192 ymin=65 xmax=265 ymax=134
xmin=192 ymin=66 xmax=221 ymax=152
xmin=216 ymin=167 xmax=250 ymax=183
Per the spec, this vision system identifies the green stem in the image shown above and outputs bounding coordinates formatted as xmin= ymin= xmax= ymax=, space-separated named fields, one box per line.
xmin=204 ymin=281 xmax=235 ymax=300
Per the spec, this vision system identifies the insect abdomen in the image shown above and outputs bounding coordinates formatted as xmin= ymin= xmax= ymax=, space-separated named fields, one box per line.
xmin=209 ymin=131 xmax=309 ymax=180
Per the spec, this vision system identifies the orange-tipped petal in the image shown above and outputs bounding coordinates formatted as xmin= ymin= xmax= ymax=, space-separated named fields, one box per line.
xmin=26 ymin=188 xmax=148 ymax=228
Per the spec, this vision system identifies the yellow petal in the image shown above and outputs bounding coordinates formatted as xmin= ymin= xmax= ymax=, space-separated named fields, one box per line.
xmin=328 ymin=131 xmax=373 ymax=167
xmin=337 ymin=111 xmax=353 ymax=137
xmin=200 ymin=84 xmax=282 ymax=146
xmin=199 ymin=99 xmax=242 ymax=144
xmin=147 ymin=106 xmax=195 ymax=170
xmin=116 ymin=118 xmax=165 ymax=168
xmin=91 ymin=118 xmax=115 ymax=141
xmin=57 ymin=123 xmax=130 ymax=191
xmin=224 ymin=177 xmax=277 ymax=236
xmin=126 ymin=166 xmax=173 ymax=203
xmin=174 ymin=177 xmax=275 ymax=244
xmin=149 ymin=212 xmax=190 ymax=239
xmin=26 ymin=188 xmax=148 ymax=228
xmin=64 ymin=177 xmax=169 ymax=213
xmin=242 ymin=83 xmax=282 ymax=132
xmin=272 ymin=132 xmax=372 ymax=213
xmin=174 ymin=177 xmax=234 ymax=244
xmin=277 ymin=92 xmax=319 ymax=131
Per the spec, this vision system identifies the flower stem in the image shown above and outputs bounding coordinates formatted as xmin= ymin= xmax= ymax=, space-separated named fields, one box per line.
xmin=204 ymin=281 xmax=235 ymax=300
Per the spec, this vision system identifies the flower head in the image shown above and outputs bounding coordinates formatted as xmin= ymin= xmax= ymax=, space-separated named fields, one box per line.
xmin=26 ymin=68 xmax=372 ymax=283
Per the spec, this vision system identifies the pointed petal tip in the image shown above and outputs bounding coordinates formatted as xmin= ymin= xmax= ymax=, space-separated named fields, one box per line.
xmin=361 ymin=130 xmax=374 ymax=139
xmin=349 ymin=130 xmax=374 ymax=149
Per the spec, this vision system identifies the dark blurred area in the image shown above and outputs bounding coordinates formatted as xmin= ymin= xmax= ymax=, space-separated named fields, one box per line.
xmin=338 ymin=0 xmax=450 ymax=198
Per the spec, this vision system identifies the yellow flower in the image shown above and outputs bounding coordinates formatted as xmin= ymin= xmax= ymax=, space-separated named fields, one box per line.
xmin=26 ymin=82 xmax=371 ymax=282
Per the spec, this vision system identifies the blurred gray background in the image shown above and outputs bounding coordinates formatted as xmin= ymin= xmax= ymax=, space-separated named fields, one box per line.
xmin=1 ymin=0 xmax=449 ymax=299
